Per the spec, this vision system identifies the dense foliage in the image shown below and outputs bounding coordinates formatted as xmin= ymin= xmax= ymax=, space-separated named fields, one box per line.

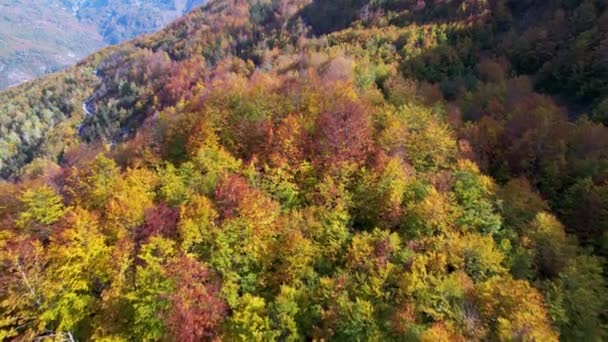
xmin=1 ymin=0 xmax=607 ymax=340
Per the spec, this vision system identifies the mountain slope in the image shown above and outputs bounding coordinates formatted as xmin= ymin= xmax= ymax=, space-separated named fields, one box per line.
xmin=0 ymin=0 xmax=205 ymax=89
xmin=0 ymin=0 xmax=103 ymax=88
xmin=66 ymin=0 xmax=206 ymax=44
xmin=0 ymin=0 xmax=606 ymax=340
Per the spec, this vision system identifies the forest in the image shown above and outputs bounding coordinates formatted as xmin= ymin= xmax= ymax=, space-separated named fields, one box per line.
xmin=0 ymin=0 xmax=607 ymax=340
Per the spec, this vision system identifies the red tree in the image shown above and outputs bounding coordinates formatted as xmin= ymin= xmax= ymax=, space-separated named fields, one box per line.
xmin=311 ymin=101 xmax=373 ymax=172
xmin=160 ymin=56 xmax=205 ymax=105
xmin=165 ymin=257 xmax=227 ymax=342
xmin=214 ymin=174 xmax=252 ymax=219
xmin=135 ymin=202 xmax=180 ymax=243
xmin=214 ymin=174 xmax=279 ymax=222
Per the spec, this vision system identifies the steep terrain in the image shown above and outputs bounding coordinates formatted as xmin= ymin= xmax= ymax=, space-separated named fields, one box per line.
xmin=0 ymin=0 xmax=205 ymax=89
xmin=0 ymin=0 xmax=103 ymax=88
xmin=0 ymin=0 xmax=607 ymax=340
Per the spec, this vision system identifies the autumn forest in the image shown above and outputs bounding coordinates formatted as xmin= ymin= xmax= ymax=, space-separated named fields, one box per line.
xmin=0 ymin=0 xmax=607 ymax=341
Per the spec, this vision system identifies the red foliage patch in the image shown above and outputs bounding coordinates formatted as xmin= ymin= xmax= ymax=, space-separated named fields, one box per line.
xmin=135 ymin=202 xmax=180 ymax=243
xmin=165 ymin=257 xmax=227 ymax=342
xmin=214 ymin=174 xmax=279 ymax=223
xmin=214 ymin=174 xmax=252 ymax=219
xmin=160 ymin=56 xmax=206 ymax=105
xmin=311 ymin=101 xmax=373 ymax=172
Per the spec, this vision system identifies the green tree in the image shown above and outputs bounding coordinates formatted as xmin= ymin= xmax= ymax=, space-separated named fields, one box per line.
xmin=544 ymin=255 xmax=607 ymax=341
xmin=225 ymin=294 xmax=279 ymax=341
xmin=128 ymin=237 xmax=176 ymax=340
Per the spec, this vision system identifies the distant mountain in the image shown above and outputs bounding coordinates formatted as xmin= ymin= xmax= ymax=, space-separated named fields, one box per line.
xmin=0 ymin=0 xmax=205 ymax=89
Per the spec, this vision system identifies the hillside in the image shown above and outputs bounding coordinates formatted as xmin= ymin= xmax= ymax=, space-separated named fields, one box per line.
xmin=0 ymin=0 xmax=205 ymax=89
xmin=0 ymin=0 xmax=607 ymax=340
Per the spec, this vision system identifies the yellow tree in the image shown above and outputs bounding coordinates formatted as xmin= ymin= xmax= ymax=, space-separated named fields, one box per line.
xmin=104 ymin=168 xmax=157 ymax=240
xmin=0 ymin=234 xmax=46 ymax=339
xmin=474 ymin=276 xmax=559 ymax=341
xmin=16 ymin=185 xmax=65 ymax=238
xmin=40 ymin=207 xmax=110 ymax=337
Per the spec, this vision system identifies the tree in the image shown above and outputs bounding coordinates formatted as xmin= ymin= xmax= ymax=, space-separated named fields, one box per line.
xmin=0 ymin=235 xmax=46 ymax=339
xmin=498 ymin=177 xmax=549 ymax=232
xmin=351 ymin=156 xmax=409 ymax=229
xmin=300 ymin=176 xmax=352 ymax=270
xmin=559 ymin=178 xmax=608 ymax=249
xmin=474 ymin=276 xmax=559 ymax=341
xmin=266 ymin=114 xmax=306 ymax=170
xmin=191 ymin=143 xmax=242 ymax=195
xmin=129 ymin=237 xmax=175 ymax=341
xmin=157 ymin=163 xmax=198 ymax=206
xmin=263 ymin=214 xmax=317 ymax=290
xmin=308 ymin=276 xmax=382 ymax=341
xmin=16 ymin=186 xmax=65 ymax=238
xmin=400 ymin=105 xmax=457 ymax=171
xmin=449 ymin=233 xmax=506 ymax=282
xmin=544 ymin=254 xmax=607 ymax=341
xmin=165 ymin=256 xmax=227 ymax=342
xmin=345 ymin=228 xmax=404 ymax=302
xmin=402 ymin=187 xmax=456 ymax=238
xmin=63 ymin=154 xmax=119 ymax=210
xmin=312 ymin=100 xmax=373 ymax=174
xmin=177 ymin=194 xmax=218 ymax=253
xmin=214 ymin=174 xmax=279 ymax=226
xmin=271 ymin=285 xmax=303 ymax=342
xmin=451 ymin=162 xmax=502 ymax=236
xmin=527 ymin=212 xmax=571 ymax=278
xmin=135 ymin=202 xmax=180 ymax=244
xmin=224 ymin=294 xmax=279 ymax=341
xmin=40 ymin=208 xmax=109 ymax=337
xmin=105 ymin=168 xmax=157 ymax=240
xmin=421 ymin=322 xmax=465 ymax=342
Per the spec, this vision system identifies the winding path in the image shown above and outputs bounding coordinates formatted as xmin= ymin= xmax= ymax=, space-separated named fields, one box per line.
xmin=82 ymin=99 xmax=93 ymax=116
xmin=77 ymin=68 xmax=102 ymax=138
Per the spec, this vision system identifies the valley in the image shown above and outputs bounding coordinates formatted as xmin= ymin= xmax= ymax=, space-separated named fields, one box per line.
xmin=0 ymin=0 xmax=205 ymax=88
